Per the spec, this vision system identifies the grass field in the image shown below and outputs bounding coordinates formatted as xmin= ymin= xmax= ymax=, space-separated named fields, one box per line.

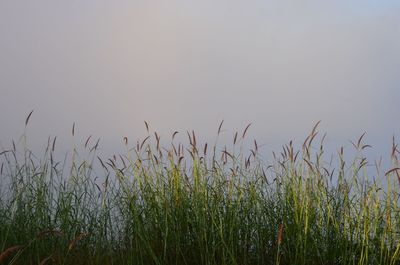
xmin=1 ymin=120 xmax=399 ymax=265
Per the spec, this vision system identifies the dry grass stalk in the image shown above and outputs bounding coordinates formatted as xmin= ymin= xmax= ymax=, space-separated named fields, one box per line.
xmin=39 ymin=255 xmax=54 ymax=265
xmin=0 ymin=245 xmax=23 ymax=263
xmin=277 ymin=223 xmax=284 ymax=245
xmin=68 ymin=233 xmax=89 ymax=251
xmin=36 ymin=229 xmax=63 ymax=240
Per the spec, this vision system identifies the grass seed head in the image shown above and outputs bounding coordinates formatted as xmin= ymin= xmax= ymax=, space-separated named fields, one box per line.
xmin=0 ymin=245 xmax=23 ymax=263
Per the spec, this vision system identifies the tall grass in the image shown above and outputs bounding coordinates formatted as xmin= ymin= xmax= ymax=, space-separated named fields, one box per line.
xmin=0 ymin=119 xmax=399 ymax=265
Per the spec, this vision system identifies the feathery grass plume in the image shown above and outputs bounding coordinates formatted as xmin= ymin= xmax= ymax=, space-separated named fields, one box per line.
xmin=385 ymin=167 xmax=400 ymax=185
xmin=0 ymin=245 xmax=23 ymax=263
xmin=277 ymin=223 xmax=284 ymax=245
xmin=68 ymin=233 xmax=89 ymax=251
xmin=233 ymin=131 xmax=238 ymax=145
xmin=39 ymin=255 xmax=54 ymax=265
xmin=242 ymin=123 xmax=252 ymax=139
xmin=25 ymin=110 xmax=34 ymax=127
xmin=217 ymin=120 xmax=224 ymax=135
xmin=172 ymin=131 xmax=179 ymax=140
xmin=36 ymin=229 xmax=63 ymax=240
xmin=71 ymin=122 xmax=75 ymax=136
xmin=84 ymin=135 xmax=91 ymax=149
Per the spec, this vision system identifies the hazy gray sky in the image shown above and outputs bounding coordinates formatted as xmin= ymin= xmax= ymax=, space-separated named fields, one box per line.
xmin=1 ymin=1 xmax=399 ymax=155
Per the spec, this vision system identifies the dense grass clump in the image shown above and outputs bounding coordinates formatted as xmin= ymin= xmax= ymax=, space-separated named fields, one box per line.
xmin=0 ymin=121 xmax=400 ymax=265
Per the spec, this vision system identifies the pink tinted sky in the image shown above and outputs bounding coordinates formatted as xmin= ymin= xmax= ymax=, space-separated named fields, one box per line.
xmin=0 ymin=1 xmax=399 ymax=157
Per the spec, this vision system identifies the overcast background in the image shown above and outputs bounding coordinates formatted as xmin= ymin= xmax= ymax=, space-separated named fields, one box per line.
xmin=0 ymin=1 xmax=399 ymax=165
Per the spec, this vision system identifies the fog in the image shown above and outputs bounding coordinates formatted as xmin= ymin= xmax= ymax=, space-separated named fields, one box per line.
xmin=1 ymin=1 xmax=399 ymax=163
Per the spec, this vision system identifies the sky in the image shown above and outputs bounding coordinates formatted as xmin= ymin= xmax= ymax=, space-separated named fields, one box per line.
xmin=0 ymin=1 xmax=399 ymax=162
